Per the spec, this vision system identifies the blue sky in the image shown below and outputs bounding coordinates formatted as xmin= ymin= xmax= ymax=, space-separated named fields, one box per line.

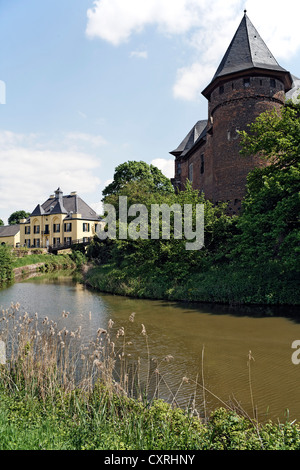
xmin=0 ymin=0 xmax=300 ymax=224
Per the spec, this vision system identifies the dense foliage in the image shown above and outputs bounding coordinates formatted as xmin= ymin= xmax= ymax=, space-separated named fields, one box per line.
xmin=1 ymin=384 xmax=300 ymax=450
xmin=8 ymin=210 xmax=30 ymax=225
xmin=233 ymin=102 xmax=300 ymax=272
xmin=0 ymin=245 xmax=13 ymax=284
xmin=102 ymin=160 xmax=174 ymax=198
xmin=86 ymin=102 xmax=300 ymax=306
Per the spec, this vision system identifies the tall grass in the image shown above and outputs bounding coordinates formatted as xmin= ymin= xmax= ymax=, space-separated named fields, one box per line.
xmin=1 ymin=303 xmax=300 ymax=450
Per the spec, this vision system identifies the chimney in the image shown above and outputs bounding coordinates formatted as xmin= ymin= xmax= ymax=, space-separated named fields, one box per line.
xmin=55 ymin=187 xmax=63 ymax=201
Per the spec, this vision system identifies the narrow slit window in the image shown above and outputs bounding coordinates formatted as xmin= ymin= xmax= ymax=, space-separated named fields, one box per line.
xmin=188 ymin=163 xmax=193 ymax=182
xmin=200 ymin=155 xmax=205 ymax=174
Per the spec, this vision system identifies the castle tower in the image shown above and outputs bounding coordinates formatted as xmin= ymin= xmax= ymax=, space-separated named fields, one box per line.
xmin=171 ymin=12 xmax=293 ymax=214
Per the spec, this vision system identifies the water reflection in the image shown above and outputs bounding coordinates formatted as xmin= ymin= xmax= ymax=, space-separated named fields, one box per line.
xmin=0 ymin=276 xmax=300 ymax=422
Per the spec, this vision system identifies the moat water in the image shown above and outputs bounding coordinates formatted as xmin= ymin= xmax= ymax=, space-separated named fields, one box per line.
xmin=1 ymin=275 xmax=300 ymax=422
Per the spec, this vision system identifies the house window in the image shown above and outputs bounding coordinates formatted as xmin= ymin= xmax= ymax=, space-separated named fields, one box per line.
xmin=44 ymin=224 xmax=49 ymax=235
xmin=219 ymin=85 xmax=224 ymax=94
xmin=177 ymin=162 xmax=181 ymax=176
xmin=270 ymin=78 xmax=276 ymax=88
xmin=64 ymin=223 xmax=72 ymax=232
xmin=24 ymin=239 xmax=30 ymax=248
xmin=34 ymin=225 xmax=40 ymax=234
xmin=53 ymin=237 xmax=60 ymax=246
xmin=200 ymin=154 xmax=205 ymax=174
xmin=64 ymin=237 xmax=72 ymax=245
xmin=83 ymin=223 xmax=90 ymax=232
xmin=33 ymin=239 xmax=40 ymax=247
xmin=25 ymin=226 xmax=30 ymax=234
xmin=188 ymin=163 xmax=193 ymax=182
xmin=243 ymin=78 xmax=250 ymax=87
xmin=53 ymin=224 xmax=60 ymax=233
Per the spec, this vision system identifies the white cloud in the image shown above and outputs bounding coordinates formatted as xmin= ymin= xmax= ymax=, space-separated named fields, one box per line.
xmin=130 ymin=50 xmax=148 ymax=59
xmin=173 ymin=62 xmax=215 ymax=101
xmin=65 ymin=132 xmax=107 ymax=147
xmin=86 ymin=0 xmax=300 ymax=102
xmin=86 ymin=0 xmax=200 ymax=45
xmin=151 ymin=158 xmax=174 ymax=178
xmin=0 ymin=130 xmax=102 ymax=224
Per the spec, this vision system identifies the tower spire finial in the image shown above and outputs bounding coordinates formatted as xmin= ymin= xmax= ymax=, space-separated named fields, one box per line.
xmin=244 ymin=9 xmax=247 ymax=15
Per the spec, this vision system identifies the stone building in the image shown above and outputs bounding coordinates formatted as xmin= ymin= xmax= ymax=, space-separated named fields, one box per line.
xmin=19 ymin=188 xmax=102 ymax=249
xmin=170 ymin=11 xmax=300 ymax=214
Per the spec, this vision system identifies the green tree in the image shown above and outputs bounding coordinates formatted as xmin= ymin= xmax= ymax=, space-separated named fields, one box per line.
xmin=102 ymin=161 xmax=174 ymax=199
xmin=0 ymin=219 xmax=4 ymax=226
xmin=232 ymin=101 xmax=300 ymax=271
xmin=8 ymin=210 xmax=30 ymax=225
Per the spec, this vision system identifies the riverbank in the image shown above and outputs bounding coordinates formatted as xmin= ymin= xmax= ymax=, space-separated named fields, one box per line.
xmin=0 ymin=301 xmax=300 ymax=450
xmin=12 ymin=253 xmax=77 ymax=282
xmin=84 ymin=261 xmax=300 ymax=306
xmin=1 ymin=382 xmax=300 ymax=450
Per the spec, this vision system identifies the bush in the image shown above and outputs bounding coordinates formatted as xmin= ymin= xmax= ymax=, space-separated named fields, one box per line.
xmin=0 ymin=245 xmax=13 ymax=284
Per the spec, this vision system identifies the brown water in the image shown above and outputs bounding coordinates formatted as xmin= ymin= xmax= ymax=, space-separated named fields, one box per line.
xmin=1 ymin=276 xmax=300 ymax=422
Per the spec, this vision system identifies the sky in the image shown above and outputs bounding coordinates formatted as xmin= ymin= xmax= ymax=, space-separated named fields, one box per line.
xmin=0 ymin=0 xmax=300 ymax=224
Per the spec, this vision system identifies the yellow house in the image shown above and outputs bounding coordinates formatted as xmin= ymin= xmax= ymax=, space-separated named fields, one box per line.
xmin=19 ymin=188 xmax=102 ymax=250
xmin=0 ymin=224 xmax=20 ymax=247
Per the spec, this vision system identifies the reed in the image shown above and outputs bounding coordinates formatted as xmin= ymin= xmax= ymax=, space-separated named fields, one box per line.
xmin=1 ymin=303 xmax=300 ymax=450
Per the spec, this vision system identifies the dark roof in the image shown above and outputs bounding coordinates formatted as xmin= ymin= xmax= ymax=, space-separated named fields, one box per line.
xmin=31 ymin=204 xmax=45 ymax=216
xmin=29 ymin=189 xmax=101 ymax=221
xmin=0 ymin=224 xmax=20 ymax=237
xmin=170 ymin=120 xmax=207 ymax=158
xmin=202 ymin=12 xmax=293 ymax=97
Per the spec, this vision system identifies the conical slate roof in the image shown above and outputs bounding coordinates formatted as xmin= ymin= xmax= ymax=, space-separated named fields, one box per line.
xmin=202 ymin=12 xmax=293 ymax=97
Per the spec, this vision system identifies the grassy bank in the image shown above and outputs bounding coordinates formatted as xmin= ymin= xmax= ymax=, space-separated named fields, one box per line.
xmin=12 ymin=252 xmax=76 ymax=270
xmin=2 ymin=385 xmax=300 ymax=450
xmin=84 ymin=261 xmax=300 ymax=306
xmin=0 ymin=303 xmax=300 ymax=450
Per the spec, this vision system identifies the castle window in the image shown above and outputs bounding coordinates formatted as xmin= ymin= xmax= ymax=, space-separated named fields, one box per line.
xmin=270 ymin=79 xmax=276 ymax=88
xmin=33 ymin=225 xmax=40 ymax=234
xmin=188 ymin=163 xmax=193 ymax=182
xmin=200 ymin=155 xmax=205 ymax=174
xmin=219 ymin=85 xmax=224 ymax=94
xmin=25 ymin=226 xmax=30 ymax=234
xmin=177 ymin=162 xmax=181 ymax=175
xmin=53 ymin=223 xmax=60 ymax=233
xmin=260 ymin=80 xmax=263 ymax=86
xmin=64 ymin=223 xmax=72 ymax=233
xmin=83 ymin=223 xmax=90 ymax=232
xmin=243 ymin=78 xmax=250 ymax=87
